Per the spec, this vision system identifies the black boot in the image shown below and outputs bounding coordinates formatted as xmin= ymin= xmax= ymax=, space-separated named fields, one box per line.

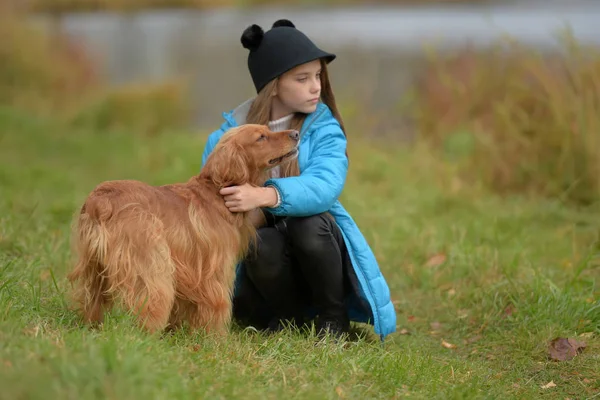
xmin=315 ymin=314 xmax=350 ymax=340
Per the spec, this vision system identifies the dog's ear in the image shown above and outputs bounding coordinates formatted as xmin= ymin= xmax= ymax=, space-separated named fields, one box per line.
xmin=203 ymin=141 xmax=251 ymax=189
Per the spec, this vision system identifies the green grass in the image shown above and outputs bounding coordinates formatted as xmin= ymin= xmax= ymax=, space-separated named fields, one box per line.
xmin=0 ymin=106 xmax=598 ymax=399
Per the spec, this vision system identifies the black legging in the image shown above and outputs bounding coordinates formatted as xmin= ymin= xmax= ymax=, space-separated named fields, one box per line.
xmin=232 ymin=212 xmax=353 ymax=329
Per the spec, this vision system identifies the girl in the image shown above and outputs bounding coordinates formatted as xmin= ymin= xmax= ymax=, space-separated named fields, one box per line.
xmin=201 ymin=19 xmax=396 ymax=341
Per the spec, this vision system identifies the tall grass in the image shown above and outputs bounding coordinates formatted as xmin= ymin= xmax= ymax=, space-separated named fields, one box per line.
xmin=414 ymin=36 xmax=600 ymax=205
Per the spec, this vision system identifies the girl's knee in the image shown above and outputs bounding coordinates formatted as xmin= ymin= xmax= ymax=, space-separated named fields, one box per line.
xmin=244 ymin=227 xmax=286 ymax=278
xmin=286 ymin=213 xmax=334 ymax=254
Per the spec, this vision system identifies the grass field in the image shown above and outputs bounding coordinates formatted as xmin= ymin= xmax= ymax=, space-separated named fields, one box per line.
xmin=0 ymin=106 xmax=599 ymax=399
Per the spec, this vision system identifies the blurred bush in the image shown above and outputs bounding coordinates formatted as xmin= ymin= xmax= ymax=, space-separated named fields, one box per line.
xmin=68 ymin=79 xmax=191 ymax=135
xmin=414 ymin=36 xmax=600 ymax=205
xmin=0 ymin=9 xmax=191 ymax=134
xmin=27 ymin=0 xmax=484 ymax=12
xmin=0 ymin=10 xmax=98 ymax=113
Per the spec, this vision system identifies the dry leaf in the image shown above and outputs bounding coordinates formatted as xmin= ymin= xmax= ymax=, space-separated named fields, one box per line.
xmin=465 ymin=335 xmax=482 ymax=344
xmin=441 ymin=339 xmax=457 ymax=349
xmin=407 ymin=315 xmax=416 ymax=323
xmin=548 ymin=337 xmax=587 ymax=361
xmin=335 ymin=386 xmax=345 ymax=399
xmin=541 ymin=381 xmax=556 ymax=389
xmin=503 ymin=305 xmax=515 ymax=317
xmin=425 ymin=253 xmax=447 ymax=267
xmin=399 ymin=328 xmax=410 ymax=335
xmin=447 ymin=288 xmax=456 ymax=297
xmin=579 ymin=332 xmax=594 ymax=339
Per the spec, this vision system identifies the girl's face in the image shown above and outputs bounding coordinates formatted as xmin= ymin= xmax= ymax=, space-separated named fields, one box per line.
xmin=272 ymin=59 xmax=322 ymax=119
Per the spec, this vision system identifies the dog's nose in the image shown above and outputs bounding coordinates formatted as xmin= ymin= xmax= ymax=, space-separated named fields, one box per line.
xmin=289 ymin=130 xmax=299 ymax=141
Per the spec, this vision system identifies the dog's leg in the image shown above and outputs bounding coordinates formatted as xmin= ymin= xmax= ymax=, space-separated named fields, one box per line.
xmin=68 ymin=257 xmax=112 ymax=326
xmin=113 ymin=242 xmax=176 ymax=334
xmin=68 ymin=213 xmax=113 ymax=326
xmin=185 ymin=275 xmax=234 ymax=336
xmin=99 ymin=211 xmax=177 ymax=334
xmin=124 ymin=276 xmax=176 ymax=334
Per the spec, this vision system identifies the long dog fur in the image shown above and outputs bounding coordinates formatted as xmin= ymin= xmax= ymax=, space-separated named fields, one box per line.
xmin=67 ymin=124 xmax=299 ymax=334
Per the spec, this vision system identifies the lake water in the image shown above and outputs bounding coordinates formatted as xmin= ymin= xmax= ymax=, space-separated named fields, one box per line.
xmin=33 ymin=1 xmax=600 ymax=132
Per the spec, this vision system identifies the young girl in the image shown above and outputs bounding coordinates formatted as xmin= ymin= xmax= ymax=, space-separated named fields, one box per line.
xmin=201 ymin=19 xmax=396 ymax=341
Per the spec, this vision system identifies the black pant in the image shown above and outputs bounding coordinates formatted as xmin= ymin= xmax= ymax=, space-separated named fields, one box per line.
xmin=233 ymin=212 xmax=353 ymax=329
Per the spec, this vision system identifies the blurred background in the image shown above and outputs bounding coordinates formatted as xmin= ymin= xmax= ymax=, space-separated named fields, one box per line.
xmin=2 ymin=0 xmax=600 ymax=204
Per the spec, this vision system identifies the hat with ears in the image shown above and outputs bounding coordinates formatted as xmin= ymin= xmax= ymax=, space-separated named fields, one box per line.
xmin=241 ymin=19 xmax=336 ymax=93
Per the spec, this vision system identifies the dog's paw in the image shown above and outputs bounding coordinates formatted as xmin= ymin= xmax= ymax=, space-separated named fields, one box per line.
xmin=241 ymin=24 xmax=264 ymax=51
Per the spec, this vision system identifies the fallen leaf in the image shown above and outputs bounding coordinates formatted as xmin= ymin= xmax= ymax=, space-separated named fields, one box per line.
xmin=425 ymin=253 xmax=447 ymax=267
xmin=466 ymin=335 xmax=482 ymax=344
xmin=335 ymin=386 xmax=345 ymax=398
xmin=441 ymin=339 xmax=457 ymax=349
xmin=430 ymin=321 xmax=442 ymax=330
xmin=541 ymin=381 xmax=556 ymax=389
xmin=503 ymin=305 xmax=515 ymax=317
xmin=399 ymin=328 xmax=410 ymax=335
xmin=447 ymin=288 xmax=456 ymax=297
xmin=579 ymin=332 xmax=594 ymax=339
xmin=548 ymin=337 xmax=587 ymax=361
xmin=583 ymin=378 xmax=592 ymax=384
xmin=407 ymin=315 xmax=416 ymax=323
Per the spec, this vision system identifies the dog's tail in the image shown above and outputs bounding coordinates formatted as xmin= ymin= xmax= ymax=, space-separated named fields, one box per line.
xmin=67 ymin=199 xmax=176 ymax=332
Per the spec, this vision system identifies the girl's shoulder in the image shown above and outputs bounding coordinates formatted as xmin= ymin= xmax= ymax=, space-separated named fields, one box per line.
xmin=301 ymin=102 xmax=343 ymax=138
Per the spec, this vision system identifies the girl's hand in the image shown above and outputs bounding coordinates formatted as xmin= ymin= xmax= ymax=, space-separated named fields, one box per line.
xmin=219 ymin=184 xmax=278 ymax=212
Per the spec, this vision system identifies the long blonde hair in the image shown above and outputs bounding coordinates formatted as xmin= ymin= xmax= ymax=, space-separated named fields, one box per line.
xmin=245 ymin=59 xmax=347 ymax=178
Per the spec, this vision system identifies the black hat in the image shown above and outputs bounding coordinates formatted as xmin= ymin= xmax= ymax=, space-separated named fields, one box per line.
xmin=241 ymin=19 xmax=336 ymax=93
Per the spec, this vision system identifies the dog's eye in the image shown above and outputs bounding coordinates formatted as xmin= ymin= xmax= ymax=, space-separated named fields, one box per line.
xmin=257 ymin=134 xmax=267 ymax=142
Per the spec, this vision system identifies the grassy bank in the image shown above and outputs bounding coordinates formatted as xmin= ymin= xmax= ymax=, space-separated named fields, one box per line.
xmin=0 ymin=107 xmax=598 ymax=399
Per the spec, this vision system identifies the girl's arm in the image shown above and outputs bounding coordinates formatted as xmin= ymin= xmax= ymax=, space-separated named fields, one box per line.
xmin=264 ymin=124 xmax=347 ymax=217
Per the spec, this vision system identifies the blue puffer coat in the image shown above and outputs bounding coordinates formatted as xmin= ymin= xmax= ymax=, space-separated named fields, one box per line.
xmin=201 ymin=99 xmax=397 ymax=340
